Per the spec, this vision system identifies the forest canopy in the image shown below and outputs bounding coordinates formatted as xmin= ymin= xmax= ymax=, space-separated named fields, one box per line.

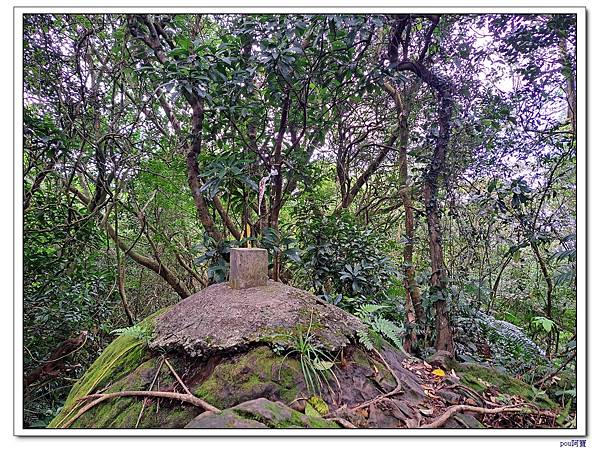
xmin=22 ymin=13 xmax=577 ymax=429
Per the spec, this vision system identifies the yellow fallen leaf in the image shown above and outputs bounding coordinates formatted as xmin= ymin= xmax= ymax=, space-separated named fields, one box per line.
xmin=432 ymin=368 xmax=446 ymax=377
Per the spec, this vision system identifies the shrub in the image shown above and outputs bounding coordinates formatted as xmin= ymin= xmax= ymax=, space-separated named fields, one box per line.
xmin=296 ymin=213 xmax=398 ymax=301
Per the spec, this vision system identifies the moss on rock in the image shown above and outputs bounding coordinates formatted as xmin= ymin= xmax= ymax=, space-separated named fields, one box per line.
xmin=186 ymin=398 xmax=339 ymax=429
xmin=193 ymin=346 xmax=304 ymax=409
xmin=48 ymin=309 xmax=167 ymax=428
xmin=46 ymin=293 xmax=421 ymax=430
xmin=456 ymin=362 xmax=558 ymax=409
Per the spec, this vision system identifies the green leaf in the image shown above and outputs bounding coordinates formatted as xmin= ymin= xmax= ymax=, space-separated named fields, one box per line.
xmin=532 ymin=316 xmax=555 ymax=333
xmin=284 ymin=248 xmax=302 ymax=263
xmin=304 ymin=403 xmax=321 ymax=417
xmin=557 ymin=398 xmax=572 ymax=425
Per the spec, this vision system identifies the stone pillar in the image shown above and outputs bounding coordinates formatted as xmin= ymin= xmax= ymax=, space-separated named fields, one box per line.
xmin=229 ymin=248 xmax=268 ymax=289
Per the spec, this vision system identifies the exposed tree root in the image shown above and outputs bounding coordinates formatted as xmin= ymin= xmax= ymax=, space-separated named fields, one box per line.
xmin=62 ymin=390 xmax=220 ymax=428
xmin=444 ymin=382 xmax=489 ymax=407
xmin=327 ymin=417 xmax=357 ymax=428
xmin=135 ymin=357 xmax=164 ymax=428
xmin=421 ymin=403 xmax=555 ymax=428
xmin=349 ymin=348 xmax=404 ymax=411
xmin=534 ymin=352 xmax=576 ymax=388
xmin=164 ymin=357 xmax=193 ymax=395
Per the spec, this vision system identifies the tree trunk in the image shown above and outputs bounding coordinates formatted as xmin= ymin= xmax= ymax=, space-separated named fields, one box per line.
xmin=185 ymin=95 xmax=223 ymax=242
xmin=487 ymin=253 xmax=512 ymax=314
xmin=268 ymin=90 xmax=291 ymax=282
xmin=425 ymin=182 xmax=453 ymax=354
xmin=559 ymin=37 xmax=576 ymax=135
xmin=24 ymin=160 xmax=55 ymax=212
xmin=117 ymin=255 xmax=135 ymax=326
xmin=383 ymin=80 xmax=425 ymax=350
xmin=387 ymin=25 xmax=455 ymax=354
xmin=531 ymin=240 xmax=555 ymax=355
xmin=128 ymin=15 xmax=228 ymax=243
xmin=423 ymin=79 xmax=454 ymax=354
xmin=268 ymin=89 xmax=291 ymax=232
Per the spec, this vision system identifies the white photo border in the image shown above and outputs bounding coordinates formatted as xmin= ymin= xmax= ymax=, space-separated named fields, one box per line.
xmin=13 ymin=2 xmax=587 ymax=437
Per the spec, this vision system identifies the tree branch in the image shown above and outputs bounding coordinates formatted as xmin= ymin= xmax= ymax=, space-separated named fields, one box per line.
xmin=69 ymin=186 xmax=191 ymax=299
xmin=61 ymin=390 xmax=220 ymax=428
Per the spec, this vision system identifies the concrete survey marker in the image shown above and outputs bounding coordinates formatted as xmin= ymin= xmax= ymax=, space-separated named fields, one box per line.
xmin=151 ymin=245 xmax=366 ymax=357
xmin=229 ymin=248 xmax=268 ymax=289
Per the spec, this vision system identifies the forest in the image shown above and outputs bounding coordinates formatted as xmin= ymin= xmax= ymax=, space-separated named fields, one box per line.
xmin=22 ymin=13 xmax=577 ymax=430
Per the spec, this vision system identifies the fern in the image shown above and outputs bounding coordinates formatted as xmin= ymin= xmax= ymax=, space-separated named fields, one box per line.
xmin=371 ymin=317 xmax=404 ymax=350
xmin=357 ymin=328 xmax=374 ymax=351
xmin=110 ymin=324 xmax=153 ymax=344
xmin=355 ymin=304 xmax=404 ymax=351
xmin=356 ymin=304 xmax=388 ymax=317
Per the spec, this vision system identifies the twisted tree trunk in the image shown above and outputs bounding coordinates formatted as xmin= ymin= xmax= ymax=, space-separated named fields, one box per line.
xmin=388 ymin=17 xmax=455 ymax=355
xmin=383 ymin=80 xmax=425 ymax=350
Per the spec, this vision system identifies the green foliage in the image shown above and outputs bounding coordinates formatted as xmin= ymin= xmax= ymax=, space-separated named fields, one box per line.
xmin=273 ymin=314 xmax=339 ymax=396
xmin=552 ymin=233 xmax=576 ymax=287
xmin=193 ymin=227 xmax=302 ymax=285
xmin=23 ymin=116 xmax=120 ymax=426
xmin=307 ymin=395 xmax=329 ymax=416
xmin=454 ymin=309 xmax=548 ymax=376
xmin=355 ymin=304 xmax=405 ymax=351
xmin=531 ymin=316 xmax=556 ymax=334
xmin=23 ymin=12 xmax=577 ymax=428
xmin=198 ymin=153 xmax=258 ymax=199
xmin=259 ymin=227 xmax=303 ymax=266
xmin=296 ymin=213 xmax=398 ymax=300
xmin=193 ymin=233 xmax=235 ymax=284
xmin=110 ymin=324 xmax=154 ymax=345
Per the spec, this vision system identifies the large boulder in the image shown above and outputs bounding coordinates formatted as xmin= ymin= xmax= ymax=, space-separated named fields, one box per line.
xmin=150 ymin=281 xmax=366 ymax=356
xmin=48 ymin=280 xmax=554 ymax=429
xmin=49 ymin=281 xmax=427 ymax=429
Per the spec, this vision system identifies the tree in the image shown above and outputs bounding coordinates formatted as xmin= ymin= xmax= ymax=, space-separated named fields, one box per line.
xmin=386 ymin=14 xmax=455 ymax=354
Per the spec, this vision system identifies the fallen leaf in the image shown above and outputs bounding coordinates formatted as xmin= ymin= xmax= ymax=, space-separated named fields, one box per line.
xmin=423 ymin=389 xmax=440 ymax=399
xmin=313 ymin=359 xmax=334 ymax=371
xmin=476 ymin=377 xmax=491 ymax=387
xmin=432 ymin=368 xmax=446 ymax=377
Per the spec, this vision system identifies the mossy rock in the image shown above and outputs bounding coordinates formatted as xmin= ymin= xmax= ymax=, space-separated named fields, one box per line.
xmin=48 ymin=309 xmax=167 ymax=428
xmin=455 ymin=362 xmax=558 ymax=409
xmin=186 ymin=398 xmax=339 ymax=429
xmin=49 ymin=343 xmax=307 ymax=429
xmin=444 ymin=413 xmax=485 ymax=429
xmin=48 ymin=338 xmax=422 ymax=429
xmin=47 ymin=282 xmax=425 ymax=429
xmin=68 ymin=357 xmax=202 ymax=428
xmin=193 ymin=346 xmax=306 ymax=409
